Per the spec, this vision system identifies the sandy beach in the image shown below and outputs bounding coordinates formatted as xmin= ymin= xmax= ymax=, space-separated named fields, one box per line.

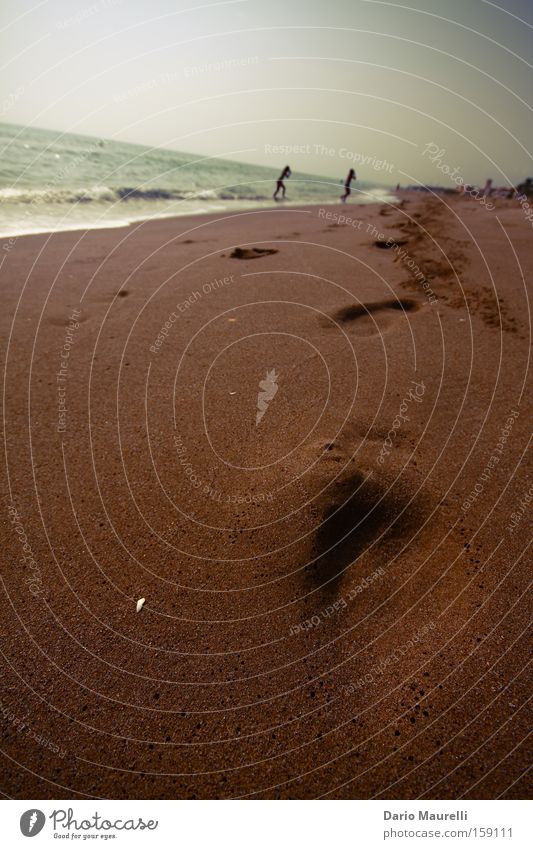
xmin=1 ymin=191 xmax=531 ymax=799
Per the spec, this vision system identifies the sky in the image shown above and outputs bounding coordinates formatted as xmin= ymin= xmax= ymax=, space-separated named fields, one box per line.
xmin=1 ymin=0 xmax=532 ymax=186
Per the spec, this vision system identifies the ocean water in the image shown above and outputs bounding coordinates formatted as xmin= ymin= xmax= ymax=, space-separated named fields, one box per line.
xmin=0 ymin=122 xmax=396 ymax=237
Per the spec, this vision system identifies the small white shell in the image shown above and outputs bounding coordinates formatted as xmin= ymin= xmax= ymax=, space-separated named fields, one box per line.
xmin=136 ymin=598 xmax=146 ymax=613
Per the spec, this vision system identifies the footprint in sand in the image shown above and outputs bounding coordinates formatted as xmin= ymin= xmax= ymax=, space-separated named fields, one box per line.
xmin=230 ymin=247 xmax=279 ymax=260
xmin=308 ymin=450 xmax=425 ymax=596
xmin=301 ymin=419 xmax=432 ymax=597
xmin=87 ymin=289 xmax=131 ymax=302
xmin=45 ymin=313 xmax=88 ymax=327
xmin=374 ymin=238 xmax=408 ymax=249
xmin=179 ymin=238 xmax=211 ymax=244
xmin=320 ymin=298 xmax=421 ymax=337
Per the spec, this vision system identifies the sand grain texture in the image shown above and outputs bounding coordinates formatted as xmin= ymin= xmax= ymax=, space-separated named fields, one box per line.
xmin=1 ymin=193 xmax=531 ymax=799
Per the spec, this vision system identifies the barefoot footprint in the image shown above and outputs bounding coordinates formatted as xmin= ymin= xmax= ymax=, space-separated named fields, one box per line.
xmin=230 ymin=247 xmax=279 ymax=260
xmin=320 ymin=298 xmax=421 ymax=336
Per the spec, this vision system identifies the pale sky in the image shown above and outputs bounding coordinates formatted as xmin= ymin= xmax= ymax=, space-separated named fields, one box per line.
xmin=1 ymin=0 xmax=532 ymax=185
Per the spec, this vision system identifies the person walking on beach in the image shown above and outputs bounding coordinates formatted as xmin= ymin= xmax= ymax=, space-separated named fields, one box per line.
xmin=273 ymin=165 xmax=291 ymax=200
xmin=340 ymin=168 xmax=356 ymax=202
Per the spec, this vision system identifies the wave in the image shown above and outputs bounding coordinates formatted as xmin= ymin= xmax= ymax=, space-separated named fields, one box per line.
xmin=0 ymin=185 xmax=271 ymax=205
xmin=0 ymin=185 xmax=115 ymax=204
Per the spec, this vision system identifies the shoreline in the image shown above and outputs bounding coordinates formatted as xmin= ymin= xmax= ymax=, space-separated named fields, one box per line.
xmin=1 ymin=197 xmax=395 ymax=244
xmin=4 ymin=186 xmax=528 ymax=243
xmin=0 ymin=187 xmax=399 ymax=242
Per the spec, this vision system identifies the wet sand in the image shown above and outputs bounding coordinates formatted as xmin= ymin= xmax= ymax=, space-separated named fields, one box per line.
xmin=1 ymin=192 xmax=531 ymax=798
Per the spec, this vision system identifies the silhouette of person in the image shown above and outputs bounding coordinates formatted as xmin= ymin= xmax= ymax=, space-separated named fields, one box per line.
xmin=517 ymin=177 xmax=533 ymax=195
xmin=340 ymin=168 xmax=356 ymax=202
xmin=273 ymin=165 xmax=291 ymax=200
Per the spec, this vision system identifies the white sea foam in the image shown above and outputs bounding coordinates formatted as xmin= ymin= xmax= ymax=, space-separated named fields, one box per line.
xmin=0 ymin=121 xmax=396 ymax=237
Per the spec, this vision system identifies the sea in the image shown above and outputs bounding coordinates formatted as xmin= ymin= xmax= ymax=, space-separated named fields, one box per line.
xmin=0 ymin=122 xmax=396 ymax=238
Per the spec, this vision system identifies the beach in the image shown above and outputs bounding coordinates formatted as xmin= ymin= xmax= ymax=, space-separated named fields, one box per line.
xmin=1 ymin=191 xmax=531 ymax=799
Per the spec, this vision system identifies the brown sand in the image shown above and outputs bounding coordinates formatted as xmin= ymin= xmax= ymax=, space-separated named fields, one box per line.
xmin=1 ymin=192 xmax=531 ymax=798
